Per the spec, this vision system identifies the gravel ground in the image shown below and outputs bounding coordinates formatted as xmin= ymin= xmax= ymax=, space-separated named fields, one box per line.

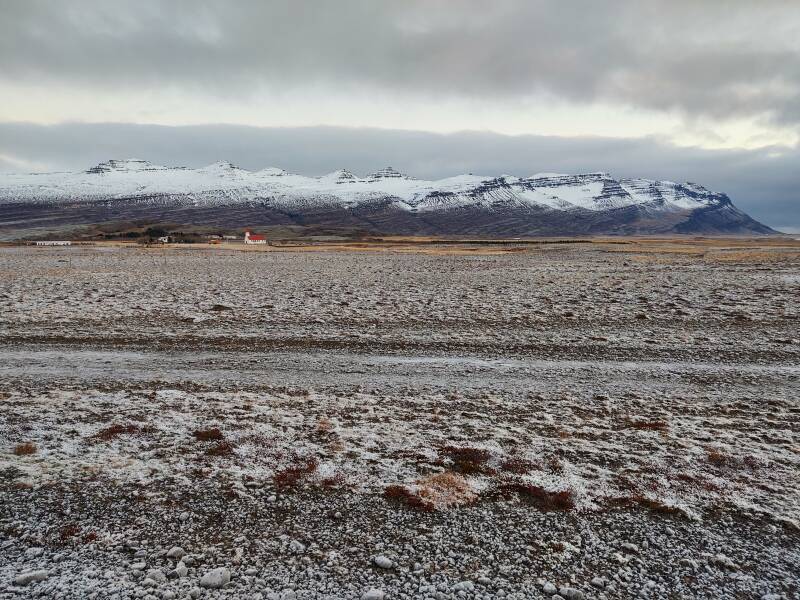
xmin=1 ymin=241 xmax=798 ymax=599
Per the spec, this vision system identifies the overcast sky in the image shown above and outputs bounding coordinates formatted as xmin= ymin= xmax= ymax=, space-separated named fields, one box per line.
xmin=0 ymin=0 xmax=798 ymax=230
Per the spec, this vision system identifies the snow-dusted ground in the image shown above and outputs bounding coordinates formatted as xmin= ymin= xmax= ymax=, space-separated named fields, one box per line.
xmin=1 ymin=242 xmax=798 ymax=599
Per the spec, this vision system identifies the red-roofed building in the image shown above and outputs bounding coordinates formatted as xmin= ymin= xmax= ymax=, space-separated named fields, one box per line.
xmin=244 ymin=231 xmax=267 ymax=245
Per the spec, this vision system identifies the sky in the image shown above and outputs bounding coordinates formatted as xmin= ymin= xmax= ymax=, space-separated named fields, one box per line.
xmin=0 ymin=0 xmax=798 ymax=230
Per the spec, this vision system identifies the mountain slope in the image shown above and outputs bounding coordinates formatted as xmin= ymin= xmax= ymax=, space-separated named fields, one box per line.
xmin=0 ymin=159 xmax=776 ymax=237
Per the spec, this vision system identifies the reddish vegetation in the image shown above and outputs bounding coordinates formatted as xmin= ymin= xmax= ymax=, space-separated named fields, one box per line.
xmin=193 ymin=428 xmax=224 ymax=441
xmin=385 ymin=472 xmax=476 ymax=511
xmin=59 ymin=523 xmax=80 ymax=541
xmin=321 ymin=473 xmax=347 ymax=488
xmin=441 ymin=446 xmax=493 ymax=474
xmin=383 ymin=484 xmax=435 ymax=512
xmin=500 ymin=456 xmax=535 ymax=474
xmin=706 ymin=449 xmax=731 ymax=466
xmin=505 ymin=483 xmax=576 ymax=510
xmin=13 ymin=442 xmax=37 ymax=456
xmin=205 ymin=440 xmax=236 ymax=457
xmin=628 ymin=419 xmax=669 ymax=431
xmin=607 ymin=495 xmax=681 ymax=515
xmin=94 ymin=424 xmax=140 ymax=441
xmin=273 ymin=458 xmax=318 ymax=488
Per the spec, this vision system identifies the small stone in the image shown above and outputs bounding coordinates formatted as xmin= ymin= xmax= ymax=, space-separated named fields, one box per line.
xmin=710 ymin=553 xmax=738 ymax=570
xmin=166 ymin=546 xmax=185 ymax=559
xmin=130 ymin=562 xmax=147 ymax=571
xmin=621 ymin=543 xmax=639 ymax=554
xmin=289 ymin=540 xmax=306 ymax=554
xmin=168 ymin=562 xmax=188 ymax=579
xmin=372 ymin=555 xmax=393 ymax=569
xmin=452 ymin=581 xmax=474 ymax=591
xmin=591 ymin=577 xmax=606 ymax=588
xmin=361 ymin=589 xmax=385 ymax=600
xmin=162 ymin=593 xmax=176 ymax=600
xmin=280 ymin=591 xmax=297 ymax=600
xmin=146 ymin=569 xmax=166 ymax=584
xmin=559 ymin=587 xmax=585 ymax=600
xmin=189 ymin=588 xmax=202 ymax=599
xmin=13 ymin=570 xmax=49 ymax=586
xmin=179 ymin=512 xmax=191 ymax=522
xmin=200 ymin=567 xmax=231 ymax=589
xmin=542 ymin=582 xmax=557 ymax=595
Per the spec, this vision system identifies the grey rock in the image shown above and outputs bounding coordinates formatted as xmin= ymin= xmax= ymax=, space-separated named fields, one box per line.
xmin=145 ymin=569 xmax=166 ymax=584
xmin=559 ymin=587 xmax=585 ymax=600
xmin=621 ymin=543 xmax=639 ymax=554
xmin=710 ymin=553 xmax=738 ymax=570
xmin=199 ymin=567 xmax=231 ymax=589
xmin=373 ymin=555 xmax=393 ymax=569
xmin=13 ymin=570 xmax=49 ymax=586
xmin=361 ymin=590 xmax=385 ymax=600
xmin=542 ymin=582 xmax=557 ymax=595
xmin=166 ymin=546 xmax=185 ymax=559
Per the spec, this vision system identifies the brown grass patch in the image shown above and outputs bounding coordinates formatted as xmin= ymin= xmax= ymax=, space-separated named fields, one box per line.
xmin=441 ymin=446 xmax=493 ymax=474
xmin=627 ymin=419 xmax=669 ymax=432
xmin=273 ymin=457 xmax=318 ymax=488
xmin=384 ymin=471 xmax=477 ymax=511
xmin=193 ymin=427 xmax=224 ymax=441
xmin=383 ymin=484 xmax=435 ymax=512
xmin=321 ymin=472 xmax=347 ymax=488
xmin=706 ymin=449 xmax=756 ymax=470
xmin=205 ymin=441 xmax=236 ymax=457
xmin=416 ymin=471 xmax=477 ymax=508
xmin=607 ymin=495 xmax=682 ymax=515
xmin=94 ymin=424 xmax=140 ymax=441
xmin=500 ymin=456 xmax=535 ymax=474
xmin=13 ymin=442 xmax=37 ymax=456
xmin=59 ymin=523 xmax=80 ymax=541
xmin=504 ymin=482 xmax=576 ymax=510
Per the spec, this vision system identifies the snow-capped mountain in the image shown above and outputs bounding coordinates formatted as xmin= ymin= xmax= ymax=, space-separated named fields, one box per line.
xmin=0 ymin=159 xmax=775 ymax=237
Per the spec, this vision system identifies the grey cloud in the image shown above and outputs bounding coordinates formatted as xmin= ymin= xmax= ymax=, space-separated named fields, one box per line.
xmin=0 ymin=0 xmax=799 ymax=126
xmin=0 ymin=121 xmax=797 ymax=231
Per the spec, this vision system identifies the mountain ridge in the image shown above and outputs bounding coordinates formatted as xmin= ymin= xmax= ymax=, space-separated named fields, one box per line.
xmin=0 ymin=159 xmax=776 ymax=237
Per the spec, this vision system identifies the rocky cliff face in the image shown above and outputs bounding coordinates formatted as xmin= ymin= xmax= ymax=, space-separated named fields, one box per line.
xmin=0 ymin=159 xmax=776 ymax=237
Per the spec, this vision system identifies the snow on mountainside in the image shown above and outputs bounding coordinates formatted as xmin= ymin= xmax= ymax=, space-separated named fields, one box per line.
xmin=0 ymin=159 xmax=727 ymax=211
xmin=0 ymin=159 xmax=776 ymax=236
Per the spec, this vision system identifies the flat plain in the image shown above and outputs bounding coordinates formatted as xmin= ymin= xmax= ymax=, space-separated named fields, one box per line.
xmin=1 ymin=237 xmax=799 ymax=600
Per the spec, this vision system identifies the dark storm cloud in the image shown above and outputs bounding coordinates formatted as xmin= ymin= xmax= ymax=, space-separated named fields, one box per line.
xmin=1 ymin=0 xmax=799 ymax=126
xmin=0 ymin=122 xmax=797 ymax=231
